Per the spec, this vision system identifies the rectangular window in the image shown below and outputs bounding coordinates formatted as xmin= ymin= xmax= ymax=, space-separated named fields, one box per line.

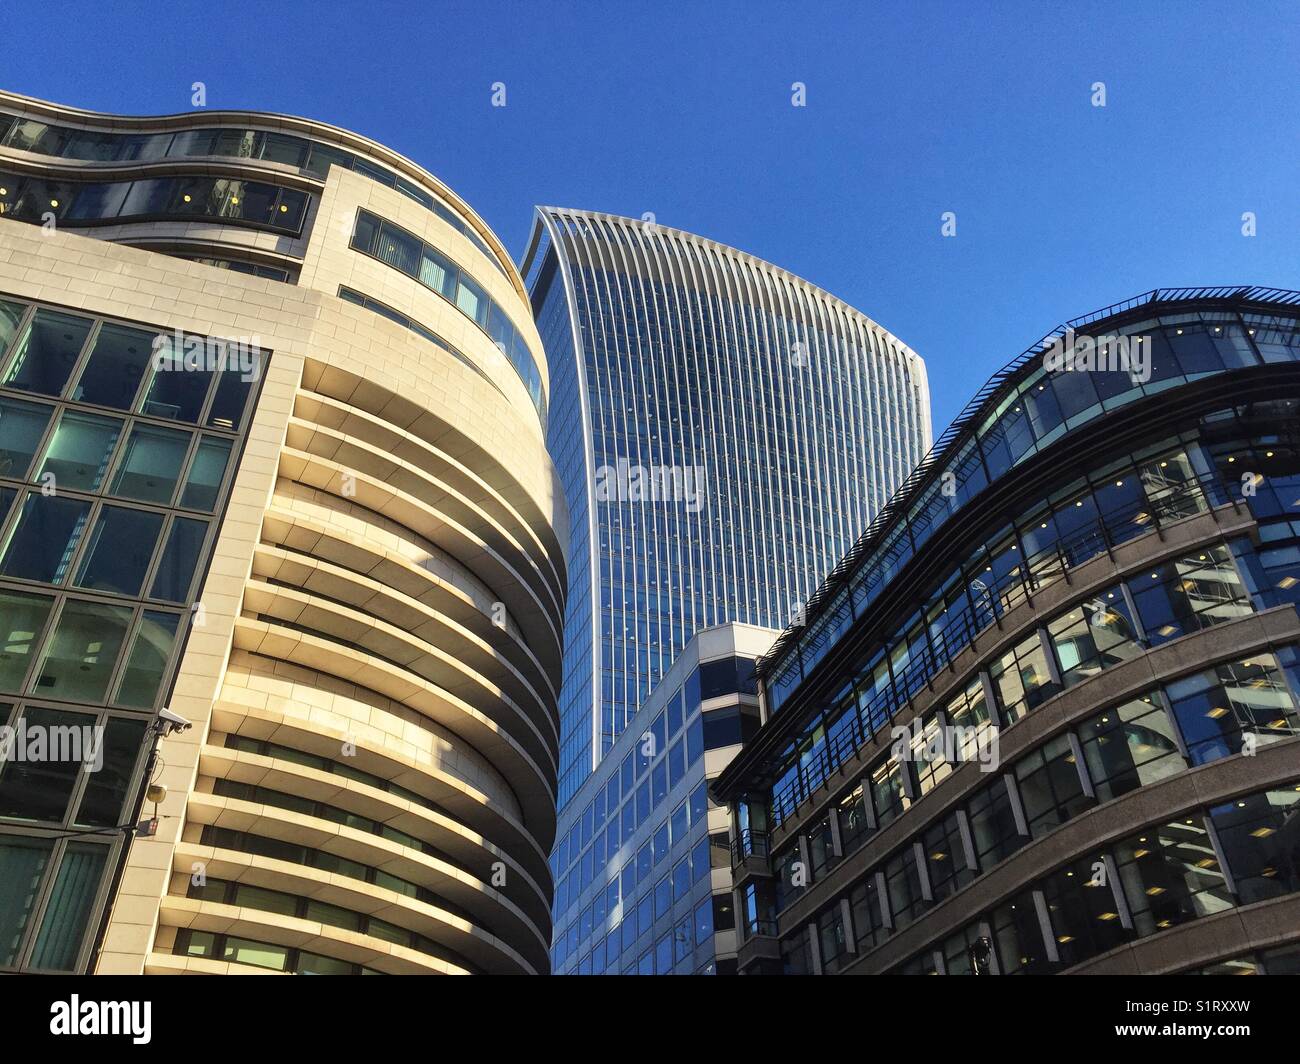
xmin=1046 ymin=591 xmax=1142 ymax=686
xmin=71 ymin=323 xmax=155 ymax=411
xmin=965 ymin=780 xmax=1026 ymax=869
xmin=221 ymin=936 xmax=289 ymax=971
xmin=74 ymin=716 xmax=147 ymax=827
xmin=1040 ymin=854 xmax=1131 ymax=968
xmin=780 ymin=926 xmax=812 ymax=975
xmin=1208 ymin=786 xmax=1300 ymax=904
xmin=837 ymin=784 xmax=871 ymax=853
xmin=922 ymin=811 xmax=974 ymax=900
xmin=0 ymin=396 xmax=52 ymax=479
xmin=1013 ymin=734 xmax=1091 ymax=838
xmin=140 ymin=341 xmax=213 ymax=423
xmin=883 ymin=846 xmax=926 ymax=930
xmin=1077 ymin=694 xmax=1184 ymax=801
xmin=206 ymin=368 xmax=254 ymax=432
xmin=652 ymin=821 xmax=669 ymax=864
xmin=817 ymin=904 xmax=849 ymax=974
xmin=869 ymin=756 xmax=910 ymax=827
xmin=30 ymin=600 xmax=133 ymax=702
xmin=1113 ymin=819 xmax=1233 ymax=936
xmin=113 ymin=610 xmax=181 ymax=709
xmin=693 ymin=894 xmax=714 ymax=944
xmin=0 ymin=589 xmax=54 ymax=692
xmin=375 ymin=223 xmax=422 ymax=276
xmin=0 ymin=706 xmax=97 ymax=821
xmin=940 ymin=923 xmax=984 ymax=976
xmin=149 ymin=517 xmax=207 ymax=602
xmin=1166 ymin=654 xmax=1300 ymax=765
xmin=991 ymin=889 xmax=1050 ymax=974
xmin=1 ymin=310 xmax=91 ymax=398
xmin=773 ymin=844 xmax=805 ymax=910
xmin=849 ymin=875 xmax=886 ymax=952
xmin=945 ymin=676 xmax=996 ymax=761
xmin=1128 ymin=544 xmax=1253 ymax=645
xmin=109 ymin=424 xmax=191 ymax=503
xmin=909 ymin=714 xmax=953 ymax=795
xmin=807 ymin=813 xmax=835 ymax=878
xmin=72 ymin=506 xmax=164 ymax=597
xmin=27 ymin=843 xmax=106 ymax=970
xmin=989 ymin=632 xmax=1060 ymax=724
xmin=37 ymin=410 xmax=123 ymax=491
xmin=455 ymin=275 xmax=489 ymax=327
xmin=0 ymin=836 xmax=52 ymax=965
xmin=419 ymin=245 xmax=459 ymax=300
xmin=672 ymin=857 xmax=691 ymax=901
xmin=179 ymin=436 xmax=232 ymax=511
xmin=0 ymin=493 xmax=91 ymax=584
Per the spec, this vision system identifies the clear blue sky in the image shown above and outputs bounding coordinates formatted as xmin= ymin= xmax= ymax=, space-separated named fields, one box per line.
xmin=10 ymin=0 xmax=1298 ymax=432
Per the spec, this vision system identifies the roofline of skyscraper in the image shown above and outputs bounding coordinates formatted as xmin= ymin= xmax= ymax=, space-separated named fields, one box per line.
xmin=522 ymin=204 xmax=929 ymax=373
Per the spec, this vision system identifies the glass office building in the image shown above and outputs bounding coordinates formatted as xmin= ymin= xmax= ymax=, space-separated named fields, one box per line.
xmin=0 ymin=91 xmax=566 ymax=974
xmin=520 ymin=208 xmax=932 ymax=808
xmin=714 ymin=287 xmax=1300 ymax=975
xmin=550 ymin=623 xmax=778 ymax=975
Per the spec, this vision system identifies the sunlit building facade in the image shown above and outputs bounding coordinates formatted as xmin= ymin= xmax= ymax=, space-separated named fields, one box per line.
xmin=0 ymin=91 xmax=566 ymax=974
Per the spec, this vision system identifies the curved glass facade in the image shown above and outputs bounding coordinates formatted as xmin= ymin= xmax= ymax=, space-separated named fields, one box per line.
xmin=0 ymin=107 xmax=509 ymax=274
xmin=350 ymin=210 xmax=545 ymax=419
xmin=764 ymin=293 xmax=1300 ymax=710
xmin=523 ymin=208 xmax=931 ymax=806
xmin=0 ymin=169 xmax=307 ymax=233
xmin=714 ymin=287 xmax=1300 ymax=977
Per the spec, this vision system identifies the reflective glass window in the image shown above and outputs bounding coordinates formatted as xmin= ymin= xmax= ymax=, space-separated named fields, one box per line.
xmin=0 ymin=493 xmax=91 ymax=584
xmin=30 ymin=600 xmax=133 ymax=701
xmin=1 ymin=310 xmax=91 ymax=397
xmin=1167 ymin=654 xmax=1299 ymax=765
xmin=149 ymin=517 xmax=206 ymax=602
xmin=179 ymin=436 xmax=232 ymax=511
xmin=0 ymin=396 xmax=51 ymax=479
xmin=1078 ymin=694 xmax=1184 ymax=801
xmin=1208 ymin=786 xmax=1300 ymax=904
xmin=37 ymin=410 xmax=122 ymax=491
xmin=1113 ymin=819 xmax=1233 ymax=936
xmin=113 ymin=610 xmax=180 ymax=709
xmin=0 ymin=705 xmax=97 ymax=820
xmin=72 ymin=505 xmax=163 ymax=596
xmin=71 ymin=323 xmax=154 ymax=410
xmin=0 ymin=589 xmax=53 ymax=691
xmin=109 ymin=424 xmax=190 ymax=503
xmin=1047 ymin=591 xmax=1142 ymax=686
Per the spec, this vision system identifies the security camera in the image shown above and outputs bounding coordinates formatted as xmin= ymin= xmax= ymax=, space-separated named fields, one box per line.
xmin=154 ymin=708 xmax=193 ymax=737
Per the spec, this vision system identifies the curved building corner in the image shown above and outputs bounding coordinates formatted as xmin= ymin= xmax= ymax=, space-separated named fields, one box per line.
xmin=714 ymin=286 xmax=1300 ymax=977
xmin=0 ymin=91 xmax=566 ymax=975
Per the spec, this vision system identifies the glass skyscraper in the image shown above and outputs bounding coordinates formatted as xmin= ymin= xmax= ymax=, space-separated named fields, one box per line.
xmin=521 ymin=208 xmax=932 ymax=806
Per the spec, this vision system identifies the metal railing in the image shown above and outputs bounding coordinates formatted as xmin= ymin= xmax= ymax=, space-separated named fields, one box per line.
xmin=756 ymin=286 xmax=1298 ymax=686
xmin=731 ymin=829 xmax=771 ymax=865
xmin=764 ymin=469 xmax=1245 ymax=829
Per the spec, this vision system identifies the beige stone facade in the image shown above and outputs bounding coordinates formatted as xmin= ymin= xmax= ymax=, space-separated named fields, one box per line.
xmin=0 ymin=92 xmax=566 ymax=974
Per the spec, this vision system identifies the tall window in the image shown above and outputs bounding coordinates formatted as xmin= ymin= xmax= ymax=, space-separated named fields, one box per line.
xmin=1077 ymin=695 xmax=1185 ymax=801
xmin=1113 ymin=818 xmax=1233 ymax=935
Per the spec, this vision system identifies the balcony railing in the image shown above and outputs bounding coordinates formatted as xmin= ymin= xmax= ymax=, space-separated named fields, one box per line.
xmin=731 ymin=829 xmax=771 ymax=865
xmin=764 ymin=469 xmax=1243 ymax=829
